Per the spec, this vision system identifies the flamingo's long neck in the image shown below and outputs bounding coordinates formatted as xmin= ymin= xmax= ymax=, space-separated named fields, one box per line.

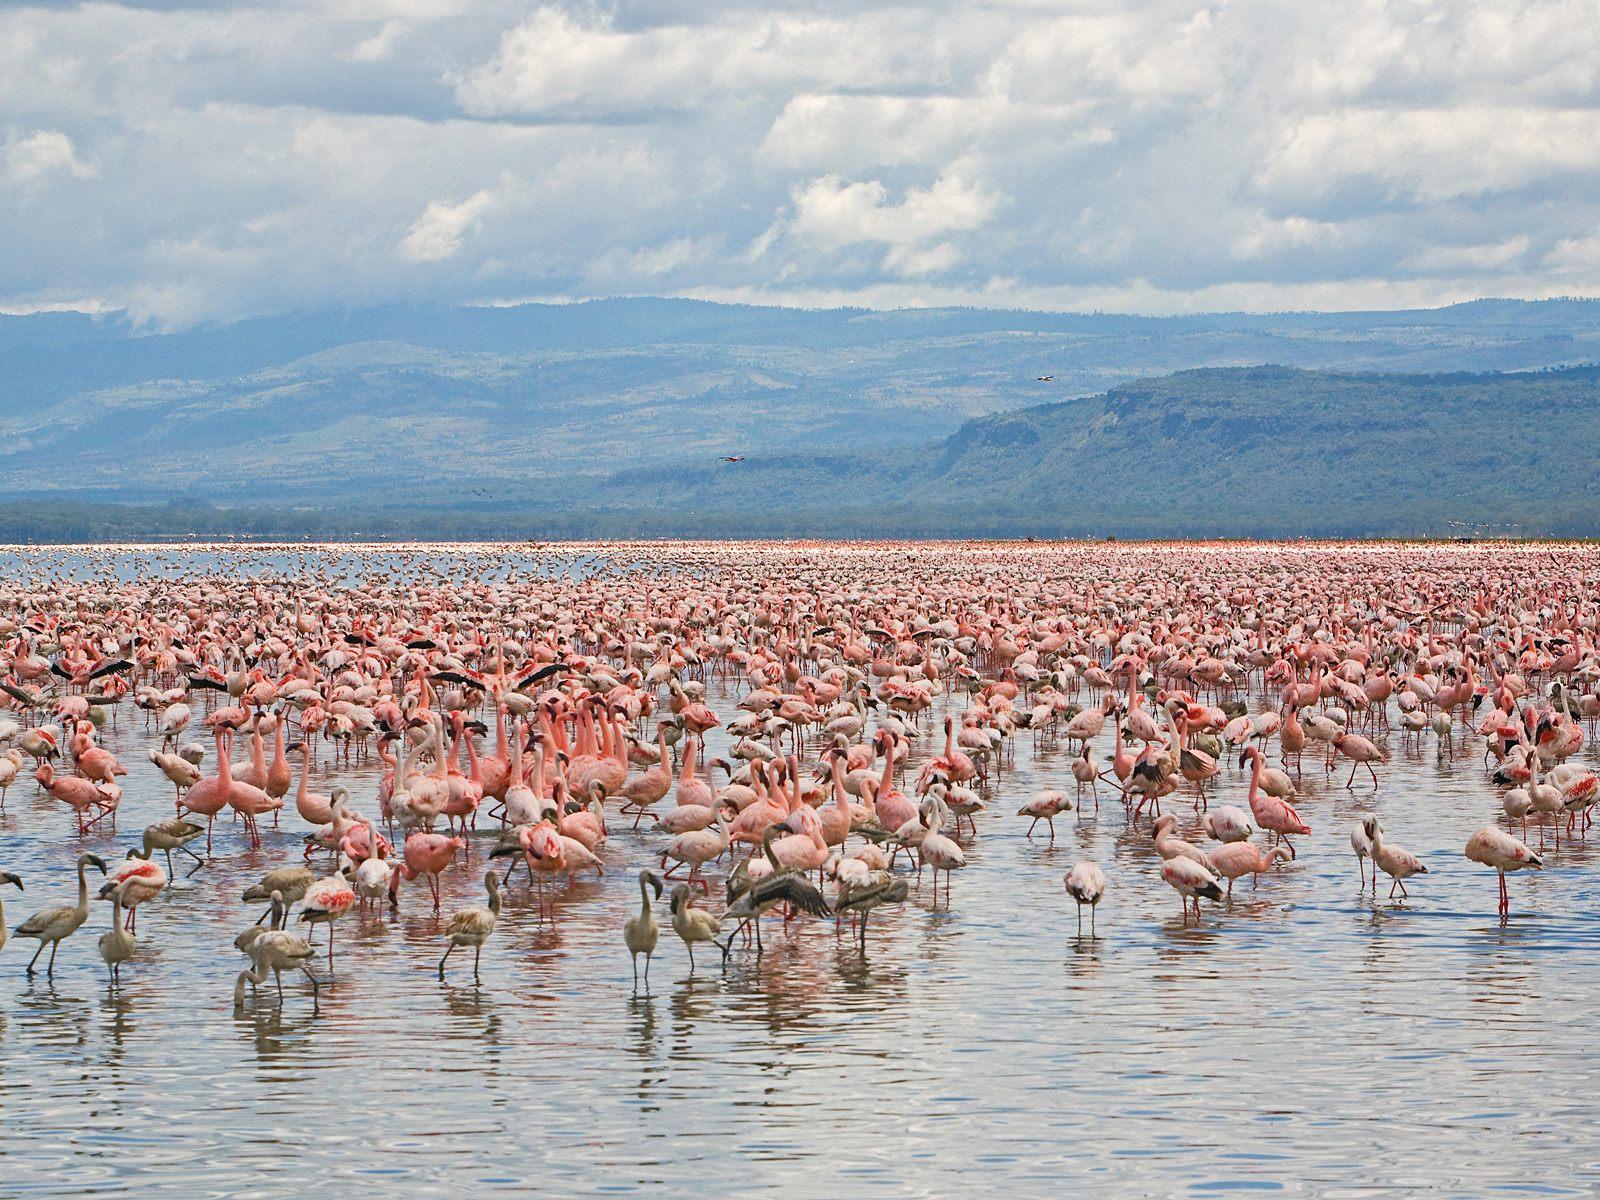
xmin=680 ymin=737 xmax=698 ymax=785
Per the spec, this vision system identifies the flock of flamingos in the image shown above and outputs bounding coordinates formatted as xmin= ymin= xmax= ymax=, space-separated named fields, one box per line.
xmin=0 ymin=541 xmax=1588 ymax=1007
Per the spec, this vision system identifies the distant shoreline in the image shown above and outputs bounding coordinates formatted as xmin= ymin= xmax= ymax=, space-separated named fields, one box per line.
xmin=0 ymin=529 xmax=1591 ymax=550
xmin=0 ymin=497 xmax=1588 ymax=544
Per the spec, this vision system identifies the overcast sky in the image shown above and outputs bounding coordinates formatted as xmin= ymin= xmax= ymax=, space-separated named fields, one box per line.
xmin=4 ymin=0 xmax=1599 ymax=327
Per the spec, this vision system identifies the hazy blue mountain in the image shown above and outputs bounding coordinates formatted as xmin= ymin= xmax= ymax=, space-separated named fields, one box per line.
xmin=1 ymin=298 xmax=1598 ymax=536
xmin=574 ymin=364 xmax=1600 ymax=538
xmin=3 ymin=299 xmax=1600 ymax=508
xmin=1 ymin=363 xmax=1596 ymax=541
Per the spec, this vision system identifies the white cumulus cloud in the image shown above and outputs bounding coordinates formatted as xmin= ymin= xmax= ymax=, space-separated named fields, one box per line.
xmin=401 ymin=189 xmax=499 ymax=262
xmin=5 ymin=129 xmax=95 ymax=183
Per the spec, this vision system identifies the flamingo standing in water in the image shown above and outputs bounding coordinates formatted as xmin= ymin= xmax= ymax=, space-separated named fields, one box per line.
xmin=1206 ymin=842 xmax=1291 ymax=899
xmin=1240 ymin=746 xmax=1310 ymax=858
xmin=178 ymin=727 xmax=236 ymax=852
xmin=1160 ymin=856 xmax=1222 ymax=923
xmin=291 ymin=739 xmax=336 ymax=826
xmin=1464 ymin=826 xmax=1541 ymax=921
xmin=34 ymin=763 xmax=114 ymax=834
xmin=624 ymin=869 xmax=664 ymax=988
xmin=1361 ymin=816 xmax=1428 ymax=899
xmin=298 ymin=872 xmax=358 ymax=968
xmin=1018 ymin=789 xmax=1072 ymax=840
xmin=439 ymin=871 xmax=501 ymax=980
xmin=1063 ymin=861 xmax=1106 ymax=936
xmin=100 ymin=850 xmax=168 ymax=932
xmin=13 ymin=853 xmax=106 ymax=976
xmin=226 ymin=747 xmax=282 ymax=850
xmin=396 ymin=830 xmax=466 ymax=913
xmin=1333 ymin=731 xmax=1388 ymax=789
xmin=618 ymin=724 xmax=673 ymax=828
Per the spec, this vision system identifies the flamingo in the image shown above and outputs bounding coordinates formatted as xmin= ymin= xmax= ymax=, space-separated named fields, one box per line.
xmin=1364 ymin=817 xmax=1427 ymax=899
xmin=14 ymin=853 xmax=107 ymax=976
xmin=34 ymin=763 xmax=115 ymax=834
xmin=1063 ymin=861 xmax=1106 ymax=936
xmin=1160 ymin=856 xmax=1222 ymax=923
xmin=1464 ymin=826 xmax=1542 ymax=921
xmin=178 ymin=726 xmax=237 ymax=852
xmin=439 ymin=871 xmax=501 ymax=980
xmin=1333 ymin=731 xmax=1388 ymax=789
xmin=98 ymin=889 xmax=137 ymax=982
xmin=1017 ymin=789 xmax=1073 ymax=841
xmin=396 ymin=830 xmax=467 ymax=913
xmin=1240 ymin=746 xmax=1310 ymax=858
xmin=1207 ymin=842 xmax=1292 ymax=899
xmin=298 ymin=872 xmax=358 ymax=968
xmin=624 ymin=869 xmax=664 ymax=988
xmin=99 ymin=850 xmax=167 ymax=932
xmin=668 ymin=884 xmax=725 ymax=972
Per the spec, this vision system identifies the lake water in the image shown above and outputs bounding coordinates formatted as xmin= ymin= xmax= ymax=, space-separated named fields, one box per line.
xmin=1 ymin=544 xmax=1597 ymax=1198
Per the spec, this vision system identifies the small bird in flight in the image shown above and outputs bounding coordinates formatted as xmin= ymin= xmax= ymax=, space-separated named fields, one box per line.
xmin=1036 ymin=375 xmax=1054 ymax=382
xmin=720 ymin=455 xmax=745 ymax=463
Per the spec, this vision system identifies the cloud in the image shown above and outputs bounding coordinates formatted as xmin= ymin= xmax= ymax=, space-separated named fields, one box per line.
xmin=1544 ymin=235 xmax=1600 ymax=273
xmin=787 ymin=170 xmax=998 ymax=251
xmin=1 ymin=0 xmax=1600 ymax=326
xmin=756 ymin=167 xmax=999 ymax=279
xmin=5 ymin=130 xmax=95 ymax=183
xmin=350 ymin=21 xmax=410 ymax=63
xmin=401 ymin=188 xmax=499 ymax=261
xmin=628 ymin=237 xmax=705 ymax=277
xmin=1260 ymin=108 xmax=1600 ymax=205
xmin=452 ymin=6 xmax=966 ymax=118
xmin=1404 ymin=236 xmax=1532 ymax=274
xmin=760 ymin=95 xmax=998 ymax=172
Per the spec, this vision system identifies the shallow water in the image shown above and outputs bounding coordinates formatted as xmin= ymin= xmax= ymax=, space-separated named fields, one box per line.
xmin=2 ymin=546 xmax=1599 ymax=1198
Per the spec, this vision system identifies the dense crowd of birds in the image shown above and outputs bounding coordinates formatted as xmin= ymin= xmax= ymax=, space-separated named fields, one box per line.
xmin=0 ymin=541 xmax=1591 ymax=1008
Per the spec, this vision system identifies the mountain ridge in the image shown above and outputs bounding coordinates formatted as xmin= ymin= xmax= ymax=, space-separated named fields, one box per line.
xmin=2 ymin=298 xmax=1599 ymax=537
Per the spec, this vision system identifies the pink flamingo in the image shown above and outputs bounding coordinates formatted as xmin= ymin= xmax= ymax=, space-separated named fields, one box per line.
xmin=1465 ymin=826 xmax=1542 ymax=921
xmin=396 ymin=830 xmax=465 ymax=912
xmin=1206 ymin=842 xmax=1291 ymax=899
xmin=618 ymin=724 xmax=673 ymax=828
xmin=1332 ymin=730 xmax=1387 ymax=789
xmin=1240 ymin=746 xmax=1310 ymax=858
xmin=34 ymin=763 xmax=114 ymax=834
xmin=870 ymin=732 xmax=917 ymax=836
xmin=177 ymin=727 xmax=233 ymax=852
xmin=72 ymin=724 xmax=126 ymax=785
xmin=290 ymin=739 xmax=336 ymax=826
xmin=227 ymin=744 xmax=282 ymax=850
xmin=100 ymin=851 xmax=168 ymax=932
xmin=298 ymin=873 xmax=358 ymax=968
